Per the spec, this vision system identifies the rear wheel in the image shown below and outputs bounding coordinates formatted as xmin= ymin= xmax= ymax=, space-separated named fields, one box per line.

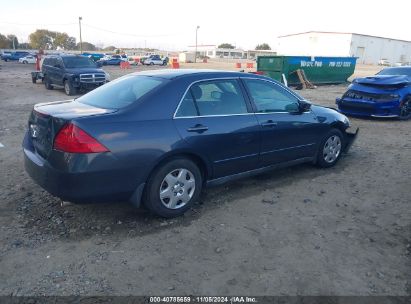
xmin=316 ymin=129 xmax=344 ymax=168
xmin=64 ymin=80 xmax=77 ymax=96
xmin=399 ymin=98 xmax=411 ymax=120
xmin=23 ymin=60 xmax=28 ymax=64
xmin=144 ymin=158 xmax=202 ymax=218
xmin=44 ymin=76 xmax=53 ymax=90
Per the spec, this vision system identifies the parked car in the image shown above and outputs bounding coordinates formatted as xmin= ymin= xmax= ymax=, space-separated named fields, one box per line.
xmin=82 ymin=53 xmax=105 ymax=62
xmin=336 ymin=66 xmax=411 ymax=119
xmin=23 ymin=70 xmax=357 ymax=218
xmin=143 ymin=55 xmax=167 ymax=66
xmin=378 ymin=59 xmax=390 ymax=66
xmin=42 ymin=54 xmax=110 ymax=96
xmin=19 ymin=55 xmax=36 ymax=64
xmin=0 ymin=51 xmax=12 ymax=60
xmin=99 ymin=58 xmax=124 ymax=65
xmin=2 ymin=51 xmax=30 ymax=61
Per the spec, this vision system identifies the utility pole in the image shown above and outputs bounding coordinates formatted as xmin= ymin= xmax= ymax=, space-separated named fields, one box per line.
xmin=12 ymin=37 xmax=15 ymax=50
xmin=195 ymin=25 xmax=200 ymax=63
xmin=79 ymin=17 xmax=83 ymax=54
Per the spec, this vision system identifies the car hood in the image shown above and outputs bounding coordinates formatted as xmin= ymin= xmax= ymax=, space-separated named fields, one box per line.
xmin=64 ymin=67 xmax=105 ymax=74
xmin=353 ymin=75 xmax=411 ymax=87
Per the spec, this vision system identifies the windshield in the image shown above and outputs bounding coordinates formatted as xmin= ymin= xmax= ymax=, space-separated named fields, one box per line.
xmin=77 ymin=75 xmax=165 ymax=109
xmin=62 ymin=56 xmax=97 ymax=68
xmin=377 ymin=68 xmax=411 ymax=77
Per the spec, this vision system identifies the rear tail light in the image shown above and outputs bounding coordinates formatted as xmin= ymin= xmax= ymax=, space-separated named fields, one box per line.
xmin=53 ymin=123 xmax=109 ymax=153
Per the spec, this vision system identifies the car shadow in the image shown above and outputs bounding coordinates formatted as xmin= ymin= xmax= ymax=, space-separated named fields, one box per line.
xmin=16 ymin=156 xmax=354 ymax=246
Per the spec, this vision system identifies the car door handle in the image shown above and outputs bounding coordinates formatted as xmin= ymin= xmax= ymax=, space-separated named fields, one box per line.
xmin=187 ymin=124 xmax=209 ymax=133
xmin=261 ymin=120 xmax=278 ymax=127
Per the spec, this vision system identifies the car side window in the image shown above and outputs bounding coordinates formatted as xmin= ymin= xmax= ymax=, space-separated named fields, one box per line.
xmin=244 ymin=79 xmax=300 ymax=113
xmin=175 ymin=91 xmax=198 ymax=117
xmin=190 ymin=79 xmax=248 ymax=116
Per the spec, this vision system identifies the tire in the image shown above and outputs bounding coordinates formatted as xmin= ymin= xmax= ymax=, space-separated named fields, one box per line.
xmin=44 ymin=76 xmax=53 ymax=90
xmin=64 ymin=80 xmax=77 ymax=96
xmin=399 ymin=98 xmax=411 ymax=120
xmin=32 ymin=77 xmax=36 ymax=84
xmin=144 ymin=158 xmax=202 ymax=218
xmin=23 ymin=60 xmax=28 ymax=64
xmin=316 ymin=129 xmax=344 ymax=168
xmin=150 ymin=62 xmax=154 ymax=66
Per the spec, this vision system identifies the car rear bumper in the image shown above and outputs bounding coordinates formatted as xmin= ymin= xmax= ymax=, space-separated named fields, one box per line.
xmin=23 ymin=133 xmax=145 ymax=205
xmin=336 ymin=98 xmax=400 ymax=118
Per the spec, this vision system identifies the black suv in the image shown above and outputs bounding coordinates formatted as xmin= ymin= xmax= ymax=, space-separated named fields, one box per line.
xmin=42 ymin=54 xmax=109 ymax=95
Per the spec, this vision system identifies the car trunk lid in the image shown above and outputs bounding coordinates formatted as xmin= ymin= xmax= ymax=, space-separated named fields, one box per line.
xmin=28 ymin=100 xmax=116 ymax=159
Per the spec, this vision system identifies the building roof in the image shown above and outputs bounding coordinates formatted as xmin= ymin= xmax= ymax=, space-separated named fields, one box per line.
xmin=278 ymin=31 xmax=411 ymax=43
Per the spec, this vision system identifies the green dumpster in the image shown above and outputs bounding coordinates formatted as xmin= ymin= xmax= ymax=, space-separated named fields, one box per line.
xmin=257 ymin=56 xmax=357 ymax=86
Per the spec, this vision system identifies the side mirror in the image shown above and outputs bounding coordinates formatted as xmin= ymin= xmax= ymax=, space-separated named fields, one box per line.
xmin=298 ymin=100 xmax=311 ymax=112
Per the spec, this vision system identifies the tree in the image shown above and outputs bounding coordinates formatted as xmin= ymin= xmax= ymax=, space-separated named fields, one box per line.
xmin=7 ymin=35 xmax=18 ymax=49
xmin=103 ymin=45 xmax=116 ymax=51
xmin=0 ymin=33 xmax=8 ymax=48
xmin=29 ymin=29 xmax=54 ymax=49
xmin=77 ymin=42 xmax=96 ymax=51
xmin=54 ymin=32 xmax=76 ymax=50
xmin=19 ymin=43 xmax=31 ymax=49
xmin=29 ymin=29 xmax=76 ymax=50
xmin=218 ymin=43 xmax=235 ymax=49
xmin=255 ymin=43 xmax=271 ymax=50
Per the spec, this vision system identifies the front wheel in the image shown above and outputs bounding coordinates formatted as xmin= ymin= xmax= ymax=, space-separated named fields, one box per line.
xmin=144 ymin=158 xmax=202 ymax=218
xmin=399 ymin=98 xmax=411 ymax=120
xmin=23 ymin=60 xmax=28 ymax=64
xmin=316 ymin=129 xmax=344 ymax=168
xmin=64 ymin=80 xmax=77 ymax=96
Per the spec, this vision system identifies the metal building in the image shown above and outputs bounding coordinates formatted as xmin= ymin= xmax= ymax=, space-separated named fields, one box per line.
xmin=277 ymin=31 xmax=411 ymax=65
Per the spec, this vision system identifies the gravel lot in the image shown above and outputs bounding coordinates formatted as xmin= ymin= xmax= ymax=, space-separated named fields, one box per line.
xmin=0 ymin=61 xmax=410 ymax=296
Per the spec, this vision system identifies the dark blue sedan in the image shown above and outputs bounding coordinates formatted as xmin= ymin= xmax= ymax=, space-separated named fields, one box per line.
xmin=100 ymin=58 xmax=124 ymax=65
xmin=23 ymin=70 xmax=358 ymax=217
xmin=336 ymin=67 xmax=411 ymax=119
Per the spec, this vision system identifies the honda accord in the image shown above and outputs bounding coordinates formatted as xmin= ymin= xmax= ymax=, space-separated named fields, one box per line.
xmin=24 ymin=69 xmax=358 ymax=217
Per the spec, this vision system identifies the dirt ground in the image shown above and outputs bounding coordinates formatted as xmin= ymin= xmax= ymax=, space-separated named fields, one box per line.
xmin=0 ymin=61 xmax=410 ymax=296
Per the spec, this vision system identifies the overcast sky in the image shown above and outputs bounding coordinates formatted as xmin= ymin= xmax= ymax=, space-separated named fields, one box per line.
xmin=1 ymin=0 xmax=410 ymax=50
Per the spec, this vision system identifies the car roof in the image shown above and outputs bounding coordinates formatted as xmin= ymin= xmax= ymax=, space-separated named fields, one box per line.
xmin=129 ymin=69 xmax=268 ymax=80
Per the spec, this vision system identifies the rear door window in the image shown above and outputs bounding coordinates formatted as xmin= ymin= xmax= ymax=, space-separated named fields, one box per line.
xmin=77 ymin=76 xmax=164 ymax=109
xmin=176 ymin=79 xmax=248 ymax=117
xmin=244 ymin=79 xmax=300 ymax=113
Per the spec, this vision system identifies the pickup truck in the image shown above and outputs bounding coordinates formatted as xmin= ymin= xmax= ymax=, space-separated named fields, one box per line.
xmin=39 ymin=54 xmax=110 ymax=96
xmin=2 ymin=51 xmax=30 ymax=61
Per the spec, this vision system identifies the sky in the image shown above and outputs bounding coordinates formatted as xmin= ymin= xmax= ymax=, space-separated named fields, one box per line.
xmin=0 ymin=0 xmax=410 ymax=51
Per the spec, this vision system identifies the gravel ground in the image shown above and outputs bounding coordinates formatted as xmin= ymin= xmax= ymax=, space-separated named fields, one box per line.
xmin=0 ymin=61 xmax=409 ymax=296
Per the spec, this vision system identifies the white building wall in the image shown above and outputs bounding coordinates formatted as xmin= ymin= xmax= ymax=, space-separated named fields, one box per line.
xmin=350 ymin=34 xmax=411 ymax=64
xmin=277 ymin=32 xmax=352 ymax=57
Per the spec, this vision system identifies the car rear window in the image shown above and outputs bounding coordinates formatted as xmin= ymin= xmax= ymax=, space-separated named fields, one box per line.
xmin=77 ymin=76 xmax=164 ymax=109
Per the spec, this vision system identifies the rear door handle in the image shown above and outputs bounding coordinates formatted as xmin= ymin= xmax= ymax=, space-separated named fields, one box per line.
xmin=187 ymin=124 xmax=209 ymax=133
xmin=261 ymin=120 xmax=278 ymax=127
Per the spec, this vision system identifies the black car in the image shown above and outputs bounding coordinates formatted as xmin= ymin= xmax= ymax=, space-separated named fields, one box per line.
xmin=24 ymin=69 xmax=358 ymax=218
xmin=42 ymin=54 xmax=110 ymax=96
